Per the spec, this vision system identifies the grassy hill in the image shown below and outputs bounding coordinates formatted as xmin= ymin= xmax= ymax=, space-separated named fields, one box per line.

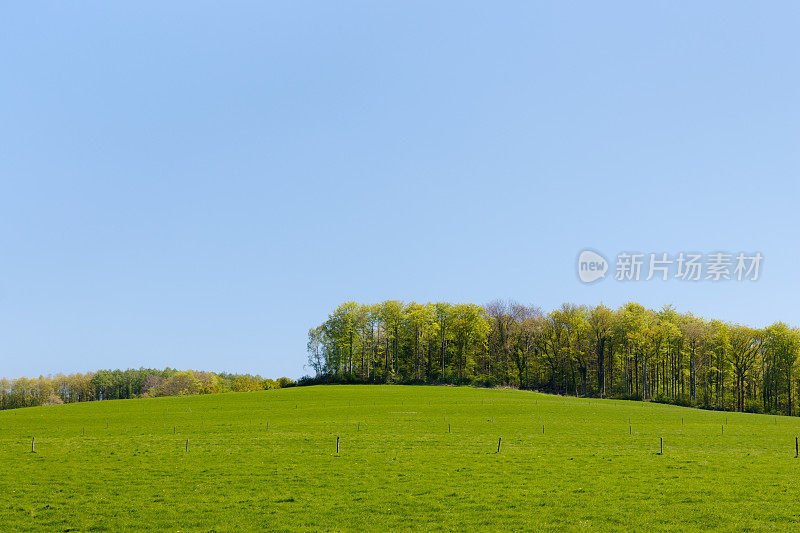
xmin=1 ymin=385 xmax=799 ymax=531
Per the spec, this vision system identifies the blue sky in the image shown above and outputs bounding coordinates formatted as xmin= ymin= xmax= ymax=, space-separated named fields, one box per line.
xmin=2 ymin=2 xmax=799 ymax=379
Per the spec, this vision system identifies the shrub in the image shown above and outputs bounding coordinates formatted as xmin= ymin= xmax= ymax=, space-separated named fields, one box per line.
xmin=744 ymin=400 xmax=764 ymax=414
xmin=276 ymin=377 xmax=296 ymax=388
xmin=232 ymin=375 xmax=263 ymax=392
xmin=42 ymin=394 xmax=64 ymax=406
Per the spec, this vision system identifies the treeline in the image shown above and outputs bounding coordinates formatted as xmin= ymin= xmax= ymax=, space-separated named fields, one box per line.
xmin=0 ymin=368 xmax=296 ymax=410
xmin=308 ymin=301 xmax=800 ymax=415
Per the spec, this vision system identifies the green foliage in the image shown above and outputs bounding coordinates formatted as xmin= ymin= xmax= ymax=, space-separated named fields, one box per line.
xmin=311 ymin=301 xmax=800 ymax=416
xmin=276 ymin=377 xmax=296 ymax=388
xmin=0 ymin=369 xmax=292 ymax=411
xmin=231 ymin=375 xmax=263 ymax=393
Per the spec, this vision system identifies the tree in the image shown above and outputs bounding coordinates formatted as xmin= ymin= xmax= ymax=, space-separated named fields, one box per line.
xmin=588 ymin=304 xmax=614 ymax=397
xmin=727 ymin=325 xmax=761 ymax=412
xmin=306 ymin=326 xmax=325 ymax=377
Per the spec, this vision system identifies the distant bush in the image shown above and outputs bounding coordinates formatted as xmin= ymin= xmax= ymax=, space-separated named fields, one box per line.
xmin=262 ymin=378 xmax=280 ymax=390
xmin=618 ymin=393 xmax=643 ymax=402
xmin=296 ymin=375 xmax=340 ymax=386
xmin=470 ymin=377 xmax=498 ymax=388
xmin=145 ymin=371 xmax=220 ymax=397
xmin=231 ymin=375 xmax=263 ymax=392
xmin=744 ymin=400 xmax=764 ymax=414
xmin=42 ymin=394 xmax=64 ymax=406
xmin=276 ymin=377 xmax=296 ymax=388
xmin=0 ymin=368 xmax=297 ymax=411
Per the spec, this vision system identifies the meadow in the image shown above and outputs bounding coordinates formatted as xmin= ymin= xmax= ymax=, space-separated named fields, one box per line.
xmin=1 ymin=385 xmax=799 ymax=531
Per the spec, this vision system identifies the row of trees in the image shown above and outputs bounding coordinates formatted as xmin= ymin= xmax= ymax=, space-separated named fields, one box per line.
xmin=0 ymin=368 xmax=295 ymax=410
xmin=308 ymin=301 xmax=800 ymax=415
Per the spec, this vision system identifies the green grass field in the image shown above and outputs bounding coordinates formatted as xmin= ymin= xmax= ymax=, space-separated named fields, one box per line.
xmin=2 ymin=385 xmax=800 ymax=531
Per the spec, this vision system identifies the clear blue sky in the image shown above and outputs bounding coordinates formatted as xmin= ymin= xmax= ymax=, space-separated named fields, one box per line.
xmin=2 ymin=2 xmax=798 ymax=379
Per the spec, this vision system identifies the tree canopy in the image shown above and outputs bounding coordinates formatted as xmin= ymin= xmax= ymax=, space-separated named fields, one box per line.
xmin=0 ymin=368 xmax=295 ymax=411
xmin=309 ymin=300 xmax=800 ymax=415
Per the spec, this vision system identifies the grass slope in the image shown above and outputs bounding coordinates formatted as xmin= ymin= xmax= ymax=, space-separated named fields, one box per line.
xmin=1 ymin=385 xmax=799 ymax=531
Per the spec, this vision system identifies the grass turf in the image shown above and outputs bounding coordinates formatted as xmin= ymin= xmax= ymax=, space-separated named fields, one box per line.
xmin=1 ymin=385 xmax=799 ymax=531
